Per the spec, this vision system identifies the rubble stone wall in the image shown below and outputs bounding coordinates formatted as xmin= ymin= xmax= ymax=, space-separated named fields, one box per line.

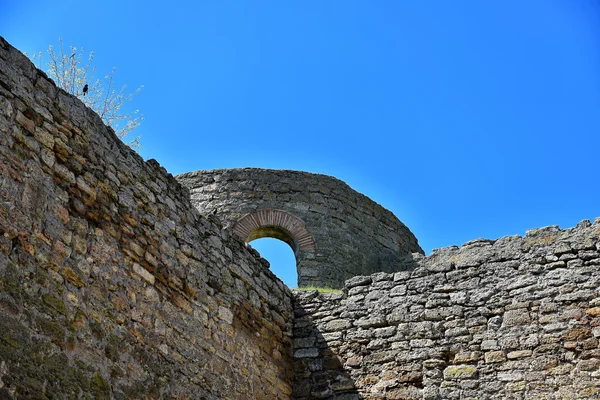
xmin=0 ymin=36 xmax=293 ymax=399
xmin=177 ymin=169 xmax=423 ymax=288
xmin=2 ymin=35 xmax=600 ymax=400
xmin=292 ymin=221 xmax=600 ymax=399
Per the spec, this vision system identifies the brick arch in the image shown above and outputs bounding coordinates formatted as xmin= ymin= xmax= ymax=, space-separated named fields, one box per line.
xmin=232 ymin=209 xmax=317 ymax=255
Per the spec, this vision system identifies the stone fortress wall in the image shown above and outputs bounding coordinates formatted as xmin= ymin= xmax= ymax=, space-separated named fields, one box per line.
xmin=176 ymin=168 xmax=423 ymax=289
xmin=0 ymin=36 xmax=294 ymax=399
xmin=1 ymin=36 xmax=600 ymax=399
xmin=292 ymin=222 xmax=600 ymax=399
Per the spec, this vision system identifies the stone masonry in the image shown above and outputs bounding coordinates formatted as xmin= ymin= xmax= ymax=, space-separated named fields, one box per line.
xmin=292 ymin=221 xmax=600 ymax=399
xmin=0 ymin=36 xmax=293 ymax=399
xmin=1 ymin=35 xmax=600 ymax=399
xmin=177 ymin=169 xmax=423 ymax=288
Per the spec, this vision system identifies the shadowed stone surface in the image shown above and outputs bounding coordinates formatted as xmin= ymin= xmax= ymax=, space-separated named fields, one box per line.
xmin=177 ymin=168 xmax=423 ymax=288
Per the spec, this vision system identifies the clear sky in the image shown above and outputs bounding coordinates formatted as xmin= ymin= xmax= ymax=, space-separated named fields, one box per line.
xmin=3 ymin=1 xmax=599 ymax=288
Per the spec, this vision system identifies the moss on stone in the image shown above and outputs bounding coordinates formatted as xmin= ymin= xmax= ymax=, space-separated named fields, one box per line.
xmin=37 ymin=318 xmax=65 ymax=345
xmin=20 ymin=376 xmax=46 ymax=397
xmin=0 ymin=330 xmax=21 ymax=349
xmin=88 ymin=319 xmax=105 ymax=341
xmin=2 ymin=263 xmax=22 ymax=297
xmin=42 ymin=294 xmax=66 ymax=316
xmin=60 ymin=267 xmax=86 ymax=288
xmin=109 ymin=365 xmax=124 ymax=379
xmin=443 ymin=365 xmax=478 ymax=380
xmin=90 ymin=373 xmax=110 ymax=400
xmin=0 ymin=317 xmax=28 ymax=352
xmin=121 ymin=381 xmax=148 ymax=398
xmin=105 ymin=334 xmax=121 ymax=362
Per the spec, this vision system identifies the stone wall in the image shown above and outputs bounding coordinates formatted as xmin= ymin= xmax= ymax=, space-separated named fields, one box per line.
xmin=177 ymin=169 xmax=423 ymax=288
xmin=292 ymin=220 xmax=600 ymax=399
xmin=3 ymin=35 xmax=600 ymax=400
xmin=0 ymin=36 xmax=293 ymax=399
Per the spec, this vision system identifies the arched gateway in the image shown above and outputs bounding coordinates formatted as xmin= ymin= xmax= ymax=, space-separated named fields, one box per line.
xmin=176 ymin=168 xmax=423 ymax=288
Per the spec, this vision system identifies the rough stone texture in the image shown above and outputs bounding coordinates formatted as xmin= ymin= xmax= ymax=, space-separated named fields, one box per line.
xmin=0 ymin=36 xmax=293 ymax=399
xmin=3 ymin=35 xmax=600 ymax=400
xmin=292 ymin=220 xmax=600 ymax=399
xmin=177 ymin=169 xmax=423 ymax=288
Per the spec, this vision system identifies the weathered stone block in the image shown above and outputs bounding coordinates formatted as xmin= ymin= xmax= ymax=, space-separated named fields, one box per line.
xmin=324 ymin=318 xmax=353 ymax=332
xmin=444 ymin=365 xmax=478 ymax=379
xmin=454 ymin=351 xmax=481 ymax=364
xmin=502 ymin=309 xmax=531 ymax=327
xmin=294 ymin=348 xmax=319 ymax=358
xmin=507 ymin=350 xmax=532 ymax=359
xmin=133 ymin=263 xmax=155 ymax=285
xmin=485 ymin=351 xmax=507 ymax=363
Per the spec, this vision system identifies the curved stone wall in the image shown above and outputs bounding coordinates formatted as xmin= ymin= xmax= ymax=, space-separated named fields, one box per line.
xmin=176 ymin=168 xmax=423 ymax=288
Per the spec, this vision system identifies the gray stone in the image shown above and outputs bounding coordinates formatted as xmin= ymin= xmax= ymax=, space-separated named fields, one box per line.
xmin=2 ymin=35 xmax=600 ymax=400
xmin=294 ymin=348 xmax=320 ymax=358
xmin=177 ymin=169 xmax=423 ymax=289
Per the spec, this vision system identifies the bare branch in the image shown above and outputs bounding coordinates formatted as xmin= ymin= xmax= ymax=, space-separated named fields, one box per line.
xmin=29 ymin=38 xmax=143 ymax=148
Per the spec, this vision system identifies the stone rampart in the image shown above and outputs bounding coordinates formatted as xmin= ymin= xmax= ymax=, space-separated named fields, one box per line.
xmin=0 ymin=36 xmax=293 ymax=399
xmin=177 ymin=169 xmax=423 ymax=288
xmin=2 ymin=35 xmax=600 ymax=400
xmin=292 ymin=221 xmax=600 ymax=399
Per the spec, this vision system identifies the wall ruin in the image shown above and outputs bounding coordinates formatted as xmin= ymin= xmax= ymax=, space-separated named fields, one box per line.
xmin=1 ymin=36 xmax=600 ymax=399
xmin=0 ymin=36 xmax=293 ymax=399
xmin=177 ymin=169 xmax=423 ymax=288
xmin=292 ymin=222 xmax=600 ymax=399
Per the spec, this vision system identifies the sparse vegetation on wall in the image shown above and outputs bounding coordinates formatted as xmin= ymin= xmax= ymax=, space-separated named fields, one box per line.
xmin=28 ymin=37 xmax=143 ymax=147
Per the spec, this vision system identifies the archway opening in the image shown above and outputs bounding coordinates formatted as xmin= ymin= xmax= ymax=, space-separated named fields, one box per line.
xmin=247 ymin=225 xmax=298 ymax=253
xmin=250 ymin=237 xmax=298 ymax=288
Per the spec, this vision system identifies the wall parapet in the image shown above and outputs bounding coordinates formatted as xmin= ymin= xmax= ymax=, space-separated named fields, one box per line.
xmin=292 ymin=219 xmax=600 ymax=399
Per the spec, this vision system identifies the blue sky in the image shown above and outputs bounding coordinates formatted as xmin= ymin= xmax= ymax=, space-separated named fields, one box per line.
xmin=3 ymin=1 xmax=599 ymax=288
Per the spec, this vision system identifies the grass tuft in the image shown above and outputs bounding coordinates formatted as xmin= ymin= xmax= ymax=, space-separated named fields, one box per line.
xmin=294 ymin=286 xmax=342 ymax=294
